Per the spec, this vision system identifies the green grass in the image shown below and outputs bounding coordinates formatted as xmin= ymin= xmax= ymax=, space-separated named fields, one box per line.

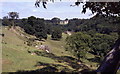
xmin=2 ymin=26 xmax=120 ymax=73
xmin=2 ymin=26 xmax=101 ymax=72
xmin=2 ymin=27 xmax=52 ymax=72
xmin=44 ymin=34 xmax=72 ymax=56
xmin=2 ymin=26 xmax=73 ymax=72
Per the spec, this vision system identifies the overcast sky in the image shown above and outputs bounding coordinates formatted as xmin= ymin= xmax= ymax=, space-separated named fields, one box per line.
xmin=0 ymin=0 xmax=94 ymax=20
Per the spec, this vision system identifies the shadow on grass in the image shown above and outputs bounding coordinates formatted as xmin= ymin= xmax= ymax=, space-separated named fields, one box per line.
xmin=2 ymin=61 xmax=96 ymax=74
xmin=2 ymin=68 xmax=96 ymax=74
xmin=87 ymin=57 xmax=101 ymax=63
xmin=2 ymin=51 xmax=94 ymax=74
xmin=34 ymin=50 xmax=90 ymax=71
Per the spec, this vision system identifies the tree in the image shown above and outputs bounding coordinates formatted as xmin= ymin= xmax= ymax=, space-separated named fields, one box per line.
xmin=2 ymin=16 xmax=11 ymax=26
xmin=51 ymin=17 xmax=60 ymax=25
xmin=35 ymin=0 xmax=120 ymax=17
xmin=8 ymin=12 xmax=19 ymax=28
xmin=96 ymin=38 xmax=120 ymax=73
xmin=77 ymin=1 xmax=120 ymax=73
xmin=28 ymin=16 xmax=36 ymax=26
xmin=81 ymin=2 xmax=120 ymax=16
xmin=66 ymin=32 xmax=91 ymax=59
xmin=21 ymin=16 xmax=47 ymax=40
xmin=35 ymin=32 xmax=47 ymax=40
xmin=23 ymin=16 xmax=36 ymax=35
xmin=35 ymin=0 xmax=120 ymax=73
xmin=90 ymin=33 xmax=118 ymax=61
xmin=35 ymin=18 xmax=47 ymax=40
xmin=45 ymin=21 xmax=53 ymax=35
xmin=51 ymin=27 xmax=62 ymax=40
xmin=24 ymin=24 xmax=35 ymax=35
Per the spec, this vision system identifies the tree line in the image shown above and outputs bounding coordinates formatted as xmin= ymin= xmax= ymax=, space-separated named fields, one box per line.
xmin=65 ymin=15 xmax=119 ymax=62
xmin=2 ymin=15 xmax=63 ymax=41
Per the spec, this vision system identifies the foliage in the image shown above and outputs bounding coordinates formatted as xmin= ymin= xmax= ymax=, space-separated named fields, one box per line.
xmin=51 ymin=17 xmax=60 ymax=25
xmin=65 ymin=15 xmax=120 ymax=34
xmin=2 ymin=0 xmax=120 ymax=73
xmin=34 ymin=1 xmax=120 ymax=73
xmin=90 ymin=33 xmax=118 ymax=61
xmin=51 ymin=27 xmax=62 ymax=40
xmin=66 ymin=32 xmax=118 ymax=61
xmin=21 ymin=16 xmax=47 ymax=40
xmin=2 ymin=16 xmax=11 ymax=26
xmin=2 ymin=12 xmax=19 ymax=28
xmin=35 ymin=18 xmax=47 ymax=40
xmin=2 ymin=14 xmax=119 ymax=61
xmin=8 ymin=12 xmax=19 ymax=19
xmin=66 ymin=32 xmax=91 ymax=59
xmin=80 ymin=2 xmax=120 ymax=16
xmin=35 ymin=0 xmax=120 ymax=16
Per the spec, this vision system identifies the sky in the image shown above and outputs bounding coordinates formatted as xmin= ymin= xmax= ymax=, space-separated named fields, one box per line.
xmin=0 ymin=0 xmax=95 ymax=20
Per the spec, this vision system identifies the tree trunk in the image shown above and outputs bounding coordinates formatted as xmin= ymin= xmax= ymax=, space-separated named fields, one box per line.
xmin=12 ymin=20 xmax=15 ymax=29
xmin=96 ymin=38 xmax=120 ymax=74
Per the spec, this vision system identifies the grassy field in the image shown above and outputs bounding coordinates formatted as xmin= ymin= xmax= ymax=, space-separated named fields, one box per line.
xmin=3 ymin=26 xmax=118 ymax=73
xmin=2 ymin=26 xmax=75 ymax=72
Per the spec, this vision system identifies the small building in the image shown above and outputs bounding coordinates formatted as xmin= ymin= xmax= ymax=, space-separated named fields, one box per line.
xmin=59 ymin=20 xmax=69 ymax=25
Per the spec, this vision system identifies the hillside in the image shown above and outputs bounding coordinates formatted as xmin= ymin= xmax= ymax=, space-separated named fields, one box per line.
xmin=2 ymin=26 xmax=98 ymax=73
xmin=2 ymin=26 xmax=120 ymax=73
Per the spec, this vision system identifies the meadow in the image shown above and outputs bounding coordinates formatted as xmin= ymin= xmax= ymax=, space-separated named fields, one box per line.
xmin=2 ymin=26 xmax=98 ymax=72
